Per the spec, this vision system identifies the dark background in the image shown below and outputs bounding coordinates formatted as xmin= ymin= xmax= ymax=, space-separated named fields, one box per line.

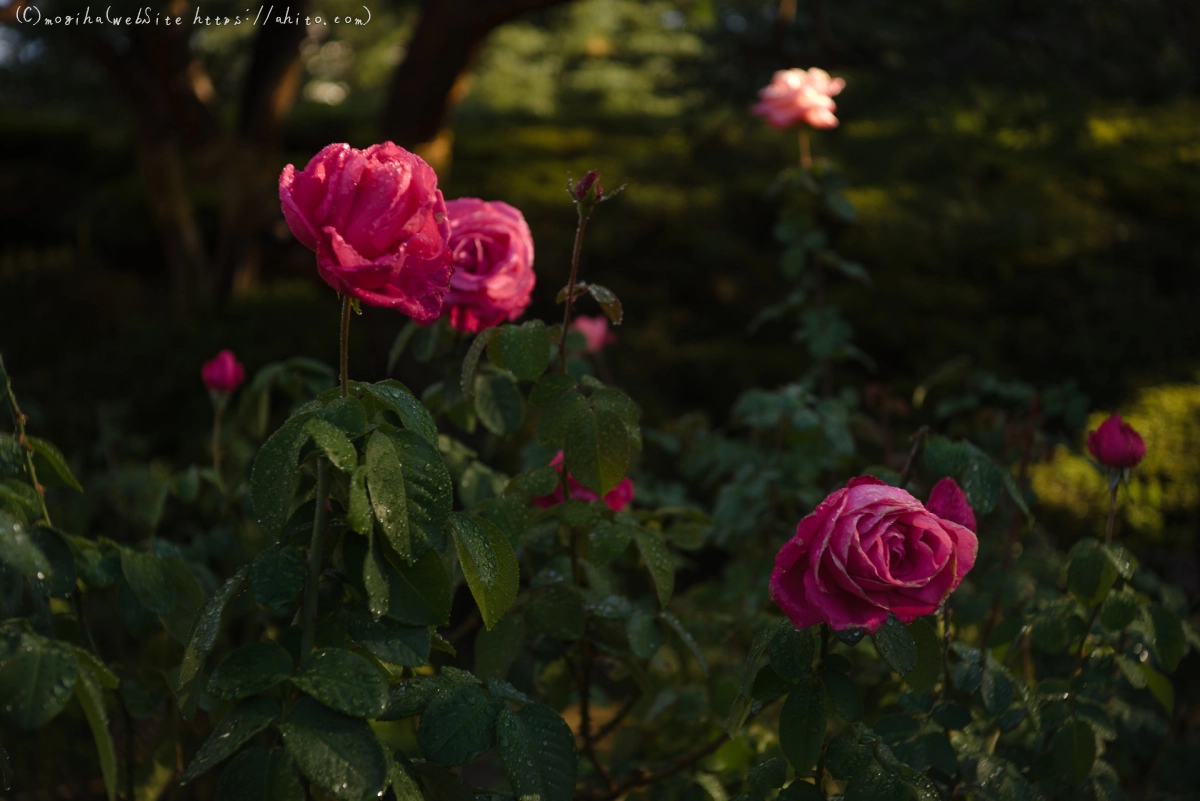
xmin=2 ymin=0 xmax=1198 ymax=483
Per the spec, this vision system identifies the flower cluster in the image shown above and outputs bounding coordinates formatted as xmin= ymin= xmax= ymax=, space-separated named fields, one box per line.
xmin=279 ymin=142 xmax=537 ymax=331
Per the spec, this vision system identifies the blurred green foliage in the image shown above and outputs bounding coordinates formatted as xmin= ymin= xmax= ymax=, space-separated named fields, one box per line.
xmin=1 ymin=0 xmax=1199 ymax=546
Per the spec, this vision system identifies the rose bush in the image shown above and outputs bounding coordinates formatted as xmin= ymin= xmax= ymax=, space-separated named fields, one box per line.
xmin=0 ymin=79 xmax=1195 ymax=801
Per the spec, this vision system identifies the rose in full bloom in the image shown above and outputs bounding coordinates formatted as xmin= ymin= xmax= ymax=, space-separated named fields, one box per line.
xmin=1087 ymin=414 xmax=1146 ymax=469
xmin=201 ymin=350 xmax=245 ymax=395
xmin=279 ymin=142 xmax=454 ymax=322
xmin=570 ymin=316 xmax=615 ymax=354
xmin=752 ymin=68 xmax=845 ymax=130
xmin=441 ymin=198 xmax=536 ymax=333
xmin=770 ymin=476 xmax=977 ymax=633
xmin=926 ymin=477 xmax=977 ymax=532
xmin=532 ymin=451 xmax=634 ymax=512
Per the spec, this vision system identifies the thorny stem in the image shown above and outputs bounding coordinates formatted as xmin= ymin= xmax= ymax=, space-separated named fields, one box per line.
xmin=1104 ymin=478 xmax=1120 ymax=545
xmin=897 ymin=426 xmax=929 ymax=488
xmin=302 ymin=459 xmax=331 ymax=654
xmin=799 ymin=128 xmax=812 ymax=170
xmin=1 ymin=354 xmax=51 ymax=525
xmin=578 ymin=639 xmax=616 ymax=791
xmin=210 ymin=397 xmax=227 ymax=492
xmin=591 ymin=690 xmax=641 ymax=742
xmin=560 ymin=213 xmax=590 ymax=373
xmin=339 ymin=294 xmax=352 ymax=398
xmin=590 ymin=733 xmax=730 ymax=801
xmin=942 ymin=606 xmax=954 ymax=698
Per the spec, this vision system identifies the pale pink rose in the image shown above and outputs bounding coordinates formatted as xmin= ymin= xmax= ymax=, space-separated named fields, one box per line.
xmin=201 ymin=350 xmax=245 ymax=395
xmin=752 ymin=68 xmax=845 ymax=130
xmin=926 ymin=477 xmax=977 ymax=532
xmin=279 ymin=142 xmax=454 ymax=322
xmin=532 ymin=451 xmax=634 ymax=512
xmin=570 ymin=316 xmax=615 ymax=354
xmin=441 ymin=198 xmax=536 ymax=333
xmin=770 ymin=476 xmax=977 ymax=632
xmin=1087 ymin=414 xmax=1146 ymax=470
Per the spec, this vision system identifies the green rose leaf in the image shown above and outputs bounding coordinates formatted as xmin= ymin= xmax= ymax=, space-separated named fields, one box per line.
xmin=251 ymin=546 xmax=306 ymax=609
xmin=177 ymin=569 xmax=249 ymax=720
xmin=75 ymin=671 xmax=118 ymax=801
xmin=215 ymin=748 xmax=303 ymax=801
xmin=448 ymin=512 xmax=519 ymax=630
xmin=291 ymin=648 xmax=388 ymax=719
xmin=461 ymin=328 xmax=500 ymax=402
xmin=120 ymin=547 xmax=176 ymax=614
xmin=1051 ymin=720 xmax=1097 ymax=786
xmin=348 ymin=467 xmax=372 ymax=535
xmin=367 ymin=380 xmax=439 ymax=445
xmin=770 ymin=625 xmax=816 ymax=682
xmin=474 ymin=613 xmax=526 ymax=680
xmin=417 ymin=684 xmax=502 ymax=766
xmin=181 ymin=696 xmax=281 ymax=784
xmin=385 ymin=430 xmax=454 ymax=556
xmin=872 ymin=616 xmax=918 ymax=675
xmin=633 ymin=528 xmax=673 ymax=608
xmin=1067 ymin=546 xmax=1118 ymax=607
xmin=365 ymin=432 xmax=410 ymax=560
xmin=778 ymin=677 xmax=827 ymax=776
xmin=536 ymin=387 xmax=589 ymax=448
xmin=26 ymin=436 xmax=82 ymax=491
xmin=207 ymin=641 xmax=294 ymax=701
xmin=563 ymin=407 xmax=630 ymax=496
xmin=498 ymin=320 xmax=552 ymax=382
xmin=305 ymin=418 xmax=358 ymax=473
xmin=474 ymin=373 xmax=524 ymax=436
xmin=526 ymin=582 xmax=586 ymax=640
xmin=347 ymin=613 xmax=430 ymax=668
xmin=496 ymin=703 xmax=578 ymax=801
xmin=820 ymin=668 xmax=863 ymax=722
xmin=250 ymin=418 xmax=310 ymax=541
xmin=0 ymin=631 xmax=78 ymax=729
xmin=279 ymin=696 xmax=388 ymax=801
xmin=1147 ymin=604 xmax=1185 ymax=672
xmin=902 ymin=618 xmax=942 ymax=693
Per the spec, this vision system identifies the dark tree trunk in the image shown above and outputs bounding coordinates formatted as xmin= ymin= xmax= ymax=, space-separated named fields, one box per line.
xmin=381 ymin=0 xmax=574 ymax=149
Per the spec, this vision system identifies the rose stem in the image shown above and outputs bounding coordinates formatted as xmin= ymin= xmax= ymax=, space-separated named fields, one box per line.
xmin=302 ymin=458 xmax=330 ymax=654
xmin=798 ymin=128 xmax=812 ymax=170
xmin=560 ymin=211 xmax=590 ymax=373
xmin=339 ymin=294 xmax=352 ymax=398
xmin=1104 ymin=477 xmax=1119 ymax=544
xmin=210 ymin=396 xmax=226 ymax=493
xmin=1 ymin=352 xmax=51 ymax=525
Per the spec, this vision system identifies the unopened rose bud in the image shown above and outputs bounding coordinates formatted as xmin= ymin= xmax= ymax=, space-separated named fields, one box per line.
xmin=1087 ymin=414 xmax=1145 ymax=469
xmin=201 ymin=349 xmax=246 ymax=396
xmin=572 ymin=170 xmax=599 ymax=201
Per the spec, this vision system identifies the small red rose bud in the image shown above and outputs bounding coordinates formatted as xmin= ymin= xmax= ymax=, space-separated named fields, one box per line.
xmin=1086 ymin=414 xmax=1145 ymax=470
xmin=571 ymin=170 xmax=599 ymax=201
xmin=201 ymin=349 xmax=246 ymax=396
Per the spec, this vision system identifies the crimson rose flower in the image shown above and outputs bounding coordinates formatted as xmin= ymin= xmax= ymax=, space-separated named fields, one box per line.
xmin=1087 ymin=414 xmax=1146 ymax=470
xmin=532 ymin=451 xmax=634 ymax=512
xmin=201 ymin=350 xmax=245 ymax=395
xmin=442 ymin=198 xmax=536 ymax=333
xmin=279 ymin=142 xmax=454 ymax=322
xmin=770 ymin=476 xmax=977 ymax=633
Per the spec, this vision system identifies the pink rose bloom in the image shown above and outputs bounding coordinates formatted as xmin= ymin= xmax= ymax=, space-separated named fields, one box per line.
xmin=753 ymin=68 xmax=845 ymax=130
xmin=442 ymin=198 xmax=536 ymax=333
xmin=532 ymin=451 xmax=634 ymax=512
xmin=926 ymin=477 xmax=977 ymax=532
xmin=279 ymin=142 xmax=454 ymax=322
xmin=570 ymin=316 xmax=615 ymax=354
xmin=1087 ymin=414 xmax=1146 ymax=469
xmin=201 ymin=350 xmax=245 ymax=395
xmin=770 ymin=476 xmax=977 ymax=633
